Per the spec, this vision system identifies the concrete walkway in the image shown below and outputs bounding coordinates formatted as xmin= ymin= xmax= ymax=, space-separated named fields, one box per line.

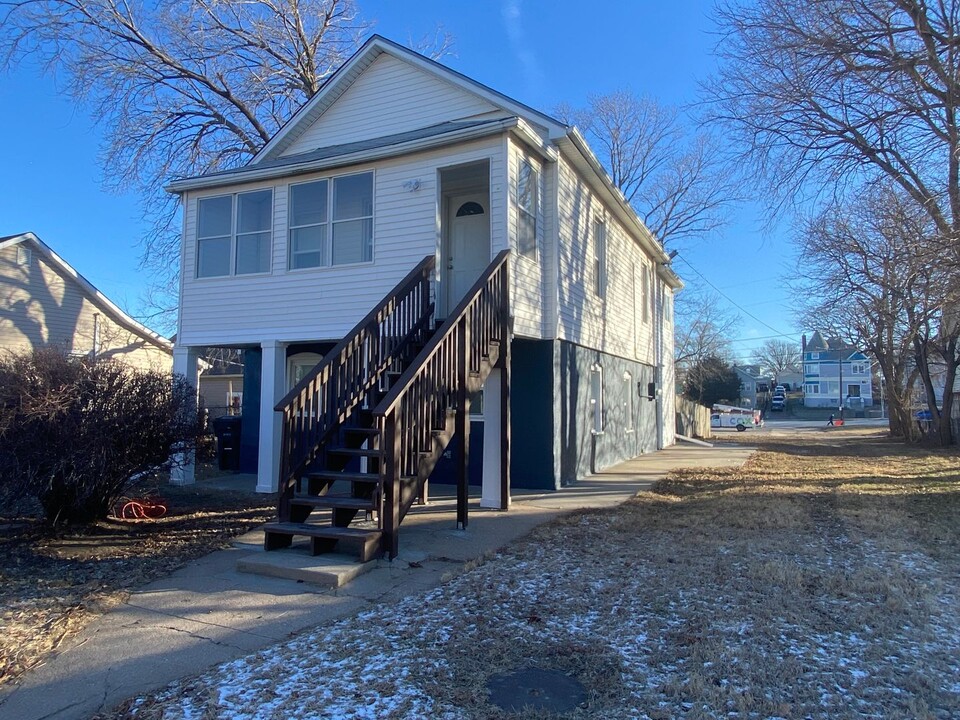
xmin=0 ymin=443 xmax=753 ymax=720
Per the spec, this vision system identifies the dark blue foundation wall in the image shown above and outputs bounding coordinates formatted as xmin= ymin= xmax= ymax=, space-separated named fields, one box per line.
xmin=510 ymin=339 xmax=558 ymax=490
xmin=555 ymin=340 xmax=658 ymax=486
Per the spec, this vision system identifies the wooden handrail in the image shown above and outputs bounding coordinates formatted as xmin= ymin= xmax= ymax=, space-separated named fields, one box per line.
xmin=275 ymin=254 xmax=435 ymax=412
xmin=373 ymin=249 xmax=511 ymax=418
xmin=375 ymin=249 xmax=511 ymax=558
xmin=275 ymin=254 xmax=435 ymax=507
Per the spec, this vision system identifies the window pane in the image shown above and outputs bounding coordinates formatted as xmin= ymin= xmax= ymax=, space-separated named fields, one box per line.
xmin=333 ymin=172 xmax=373 ymax=219
xmin=236 ymin=231 xmax=270 ymax=274
xmin=518 ymin=212 xmax=536 ymax=258
xmin=518 ymin=162 xmax=537 ymax=215
xmin=198 ymin=236 xmax=230 ymax=277
xmin=332 ymin=219 xmax=373 ymax=265
xmin=237 ymin=190 xmax=272 ymax=233
xmin=198 ymin=196 xmax=232 ymax=238
xmin=290 ymin=180 xmax=328 ymax=227
xmin=290 ymin=225 xmax=327 ymax=269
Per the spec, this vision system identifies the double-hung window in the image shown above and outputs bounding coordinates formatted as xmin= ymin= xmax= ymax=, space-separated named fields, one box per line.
xmin=197 ymin=189 xmax=273 ymax=277
xmin=517 ymin=160 xmax=538 ymax=259
xmin=594 ymin=220 xmax=607 ymax=297
xmin=288 ymin=171 xmax=373 ymax=269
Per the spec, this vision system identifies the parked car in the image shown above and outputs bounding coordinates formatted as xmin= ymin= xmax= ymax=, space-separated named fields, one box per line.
xmin=774 ymin=385 xmax=786 ymax=393
xmin=771 ymin=398 xmax=786 ymax=411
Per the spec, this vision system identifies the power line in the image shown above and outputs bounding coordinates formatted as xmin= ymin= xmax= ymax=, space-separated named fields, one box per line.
xmin=676 ymin=256 xmax=791 ymax=338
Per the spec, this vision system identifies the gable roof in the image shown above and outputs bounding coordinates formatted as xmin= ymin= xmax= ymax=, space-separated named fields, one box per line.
xmin=0 ymin=233 xmax=173 ymax=354
xmin=253 ymin=35 xmax=567 ymax=163
xmin=164 ymin=35 xmax=682 ymax=288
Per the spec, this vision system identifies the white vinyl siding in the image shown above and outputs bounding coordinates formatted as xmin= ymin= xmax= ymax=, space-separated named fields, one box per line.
xmin=0 ymin=244 xmax=172 ymax=371
xmin=507 ymin=138 xmax=546 ymax=340
xmin=281 ymin=53 xmax=503 ymax=157
xmin=179 ymin=136 xmax=507 ymax=346
xmin=556 ymin=156 xmax=660 ymax=365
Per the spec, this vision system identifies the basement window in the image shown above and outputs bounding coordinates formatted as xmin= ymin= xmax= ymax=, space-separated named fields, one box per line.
xmin=590 ymin=364 xmax=604 ymax=435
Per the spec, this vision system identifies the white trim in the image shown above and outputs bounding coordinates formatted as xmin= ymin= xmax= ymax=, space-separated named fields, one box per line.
xmin=168 ymin=119 xmax=522 ymax=193
xmin=0 ymin=233 xmax=173 ymax=353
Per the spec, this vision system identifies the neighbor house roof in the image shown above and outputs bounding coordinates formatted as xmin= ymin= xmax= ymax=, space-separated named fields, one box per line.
xmin=0 ymin=232 xmax=173 ymax=354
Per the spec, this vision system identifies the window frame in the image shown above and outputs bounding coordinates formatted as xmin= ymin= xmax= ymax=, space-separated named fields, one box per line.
xmin=196 ymin=189 xmax=274 ymax=278
xmin=624 ymin=372 xmax=635 ymax=433
xmin=590 ymin=364 xmax=604 ymax=435
xmin=287 ymin=170 xmax=375 ymax=271
xmin=516 ymin=158 xmax=539 ymax=260
xmin=593 ymin=219 xmax=607 ymax=298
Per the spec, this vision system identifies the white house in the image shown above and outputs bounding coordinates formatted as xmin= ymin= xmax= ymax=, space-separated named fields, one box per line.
xmin=167 ymin=36 xmax=681 ymax=559
xmin=802 ymin=331 xmax=873 ymax=409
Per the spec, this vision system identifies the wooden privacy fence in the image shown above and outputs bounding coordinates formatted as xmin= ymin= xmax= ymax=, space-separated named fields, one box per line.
xmin=676 ymin=396 xmax=712 ymax=439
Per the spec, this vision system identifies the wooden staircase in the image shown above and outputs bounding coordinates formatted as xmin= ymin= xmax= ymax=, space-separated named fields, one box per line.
xmin=265 ymin=250 xmax=511 ymax=562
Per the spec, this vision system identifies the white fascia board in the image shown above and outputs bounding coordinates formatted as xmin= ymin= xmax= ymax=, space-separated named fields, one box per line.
xmin=0 ymin=233 xmax=174 ymax=352
xmin=509 ymin=118 xmax=559 ymax=162
xmin=166 ymin=118 xmax=519 ymax=194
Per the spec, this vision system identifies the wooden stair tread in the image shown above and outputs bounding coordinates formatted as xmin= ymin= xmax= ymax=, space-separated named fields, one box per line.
xmin=263 ymin=522 xmax=381 ymax=540
xmin=343 ymin=427 xmax=379 ymax=436
xmin=306 ymin=470 xmax=382 ymax=483
xmin=290 ymin=495 xmax=377 ymax=510
xmin=327 ymin=447 xmax=381 ymax=458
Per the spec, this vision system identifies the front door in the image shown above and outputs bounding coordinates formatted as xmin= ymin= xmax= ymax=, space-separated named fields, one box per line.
xmin=444 ymin=193 xmax=491 ymax=314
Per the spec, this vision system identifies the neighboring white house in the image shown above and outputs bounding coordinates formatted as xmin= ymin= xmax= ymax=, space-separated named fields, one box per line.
xmin=802 ymin=331 xmax=873 ymax=409
xmin=167 ymin=36 xmax=681 ymax=509
xmin=0 ymin=232 xmax=173 ymax=371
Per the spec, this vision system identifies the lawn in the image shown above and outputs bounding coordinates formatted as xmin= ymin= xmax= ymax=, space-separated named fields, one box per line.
xmin=103 ymin=428 xmax=960 ymax=719
xmin=0 ymin=469 xmax=275 ymax=686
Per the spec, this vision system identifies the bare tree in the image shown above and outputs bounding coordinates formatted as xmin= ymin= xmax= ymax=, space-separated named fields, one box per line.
xmin=0 ymin=0 xmax=450 ymax=327
xmin=674 ymin=287 xmax=740 ymax=377
xmin=557 ymin=91 xmax=738 ymax=247
xmin=713 ymin=0 xmax=960 ymax=444
xmin=711 ymin=0 xmax=960 ymax=248
xmin=752 ymin=339 xmax=800 ymax=383
xmin=795 ymin=186 xmax=959 ymax=442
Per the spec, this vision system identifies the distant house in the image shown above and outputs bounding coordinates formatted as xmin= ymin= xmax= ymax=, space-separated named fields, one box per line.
xmin=199 ymin=358 xmax=244 ymax=418
xmin=802 ymin=331 xmax=873 ymax=409
xmin=733 ymin=364 xmax=772 ymax=407
xmin=0 ymin=232 xmax=172 ymax=370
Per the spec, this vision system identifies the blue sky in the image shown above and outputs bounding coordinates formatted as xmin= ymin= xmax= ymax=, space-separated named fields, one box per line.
xmin=0 ymin=0 xmax=800 ymax=360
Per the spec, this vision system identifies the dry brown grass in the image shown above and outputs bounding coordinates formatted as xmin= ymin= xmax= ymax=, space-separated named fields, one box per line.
xmin=0 ymin=471 xmax=274 ymax=686
xmin=104 ymin=428 xmax=960 ymax=719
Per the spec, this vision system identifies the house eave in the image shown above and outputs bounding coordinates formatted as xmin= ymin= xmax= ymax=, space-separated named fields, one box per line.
xmin=166 ymin=118 xmax=521 ymax=194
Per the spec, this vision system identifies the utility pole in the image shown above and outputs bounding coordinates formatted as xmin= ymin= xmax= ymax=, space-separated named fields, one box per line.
xmin=838 ymin=343 xmax=844 ymax=422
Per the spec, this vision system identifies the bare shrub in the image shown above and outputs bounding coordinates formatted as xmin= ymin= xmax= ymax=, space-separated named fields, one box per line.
xmin=0 ymin=348 xmax=200 ymax=523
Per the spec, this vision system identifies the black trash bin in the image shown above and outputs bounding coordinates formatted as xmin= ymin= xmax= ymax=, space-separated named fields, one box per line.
xmin=212 ymin=415 xmax=242 ymax=472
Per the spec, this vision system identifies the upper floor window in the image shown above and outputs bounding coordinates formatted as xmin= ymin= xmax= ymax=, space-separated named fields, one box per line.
xmin=851 ymin=362 xmax=867 ymax=374
xmin=805 ymin=363 xmax=819 ymax=375
xmin=641 ymin=264 xmax=650 ymax=322
xmin=517 ymin=160 xmax=538 ymax=259
xmin=16 ymin=246 xmax=31 ymax=265
xmin=288 ymin=171 xmax=373 ymax=269
xmin=809 ymin=351 xmax=820 ymax=360
xmin=593 ymin=219 xmax=607 ymax=297
xmin=197 ymin=189 xmax=273 ymax=277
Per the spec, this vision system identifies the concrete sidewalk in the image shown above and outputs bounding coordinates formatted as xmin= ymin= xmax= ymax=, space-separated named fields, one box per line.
xmin=0 ymin=443 xmax=753 ymax=720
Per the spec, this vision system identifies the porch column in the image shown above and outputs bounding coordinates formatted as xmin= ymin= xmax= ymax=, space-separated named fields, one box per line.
xmin=257 ymin=340 xmax=287 ymax=494
xmin=481 ymin=369 xmax=511 ymax=509
xmin=170 ymin=345 xmax=202 ymax=486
